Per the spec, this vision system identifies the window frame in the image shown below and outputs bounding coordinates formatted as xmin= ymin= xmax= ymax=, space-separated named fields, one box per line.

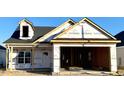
xmin=22 ymin=26 xmax=29 ymax=37
xmin=18 ymin=51 xmax=31 ymax=64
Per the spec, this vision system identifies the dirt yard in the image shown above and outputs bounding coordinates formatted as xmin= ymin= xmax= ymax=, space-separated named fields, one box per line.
xmin=1 ymin=68 xmax=124 ymax=76
xmin=0 ymin=69 xmax=51 ymax=76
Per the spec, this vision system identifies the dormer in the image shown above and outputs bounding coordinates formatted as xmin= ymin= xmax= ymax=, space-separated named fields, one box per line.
xmin=19 ymin=19 xmax=34 ymax=40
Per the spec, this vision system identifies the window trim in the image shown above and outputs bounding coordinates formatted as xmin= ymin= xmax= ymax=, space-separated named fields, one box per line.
xmin=18 ymin=51 xmax=31 ymax=64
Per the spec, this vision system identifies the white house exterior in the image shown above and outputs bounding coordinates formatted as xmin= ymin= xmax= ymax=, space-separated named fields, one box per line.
xmin=0 ymin=45 xmax=6 ymax=68
xmin=4 ymin=18 xmax=120 ymax=73
xmin=115 ymin=31 xmax=124 ymax=68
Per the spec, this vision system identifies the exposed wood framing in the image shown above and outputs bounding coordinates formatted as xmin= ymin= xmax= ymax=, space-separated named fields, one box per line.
xmin=51 ymin=40 xmax=121 ymax=43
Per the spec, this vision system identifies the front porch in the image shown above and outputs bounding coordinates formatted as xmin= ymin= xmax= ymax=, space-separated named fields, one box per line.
xmin=5 ymin=44 xmax=53 ymax=71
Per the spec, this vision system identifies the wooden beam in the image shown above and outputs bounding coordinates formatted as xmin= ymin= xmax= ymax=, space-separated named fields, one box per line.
xmin=51 ymin=40 xmax=121 ymax=43
xmin=51 ymin=40 xmax=88 ymax=43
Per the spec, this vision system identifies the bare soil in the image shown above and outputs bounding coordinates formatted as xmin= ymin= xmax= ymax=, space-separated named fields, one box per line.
xmin=0 ymin=68 xmax=124 ymax=76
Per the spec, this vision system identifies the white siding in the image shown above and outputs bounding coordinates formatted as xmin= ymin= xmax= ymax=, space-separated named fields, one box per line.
xmin=53 ymin=44 xmax=60 ymax=72
xmin=19 ymin=21 xmax=34 ymax=40
xmin=117 ymin=47 xmax=124 ymax=67
xmin=33 ymin=48 xmax=52 ymax=68
xmin=110 ymin=44 xmax=117 ymax=72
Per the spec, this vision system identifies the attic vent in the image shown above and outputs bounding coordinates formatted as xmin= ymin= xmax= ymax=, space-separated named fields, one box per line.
xmin=68 ymin=21 xmax=74 ymax=25
xmin=22 ymin=26 xmax=29 ymax=37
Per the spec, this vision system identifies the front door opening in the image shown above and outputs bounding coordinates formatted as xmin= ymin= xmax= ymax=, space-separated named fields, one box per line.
xmin=60 ymin=47 xmax=110 ymax=71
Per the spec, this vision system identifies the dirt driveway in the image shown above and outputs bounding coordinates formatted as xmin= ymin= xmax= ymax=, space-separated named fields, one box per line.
xmin=0 ymin=69 xmax=51 ymax=76
xmin=1 ymin=68 xmax=124 ymax=76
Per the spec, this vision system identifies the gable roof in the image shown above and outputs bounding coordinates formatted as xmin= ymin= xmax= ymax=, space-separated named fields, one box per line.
xmin=19 ymin=18 xmax=33 ymax=25
xmin=4 ymin=18 xmax=119 ymax=44
xmin=115 ymin=31 xmax=124 ymax=47
xmin=53 ymin=17 xmax=116 ymax=40
xmin=33 ymin=19 xmax=75 ymax=44
xmin=4 ymin=26 xmax=56 ymax=43
xmin=0 ymin=45 xmax=6 ymax=50
xmin=81 ymin=18 xmax=116 ymax=40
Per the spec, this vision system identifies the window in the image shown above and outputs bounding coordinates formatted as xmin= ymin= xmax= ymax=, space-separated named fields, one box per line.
xmin=18 ymin=51 xmax=31 ymax=64
xmin=22 ymin=26 xmax=29 ymax=37
xmin=25 ymin=52 xmax=31 ymax=63
xmin=18 ymin=52 xmax=24 ymax=63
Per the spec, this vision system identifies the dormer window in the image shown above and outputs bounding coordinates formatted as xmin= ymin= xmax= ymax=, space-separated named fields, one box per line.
xmin=22 ymin=26 xmax=29 ymax=37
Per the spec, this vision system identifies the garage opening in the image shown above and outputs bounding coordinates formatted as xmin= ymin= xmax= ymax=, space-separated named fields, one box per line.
xmin=60 ymin=47 xmax=110 ymax=71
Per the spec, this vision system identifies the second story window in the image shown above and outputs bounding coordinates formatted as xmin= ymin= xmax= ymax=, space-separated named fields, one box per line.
xmin=22 ymin=26 xmax=29 ymax=37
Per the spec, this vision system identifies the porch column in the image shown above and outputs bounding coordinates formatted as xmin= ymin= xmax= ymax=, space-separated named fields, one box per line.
xmin=53 ymin=44 xmax=60 ymax=73
xmin=32 ymin=47 xmax=35 ymax=69
xmin=110 ymin=44 xmax=117 ymax=72
xmin=6 ymin=46 xmax=8 ymax=70
xmin=10 ymin=46 xmax=13 ymax=71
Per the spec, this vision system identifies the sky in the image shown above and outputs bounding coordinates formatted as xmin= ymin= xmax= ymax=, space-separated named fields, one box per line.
xmin=0 ymin=17 xmax=124 ymax=45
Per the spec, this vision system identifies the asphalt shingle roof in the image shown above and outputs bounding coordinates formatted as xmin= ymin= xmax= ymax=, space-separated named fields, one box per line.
xmin=4 ymin=26 xmax=56 ymax=43
xmin=0 ymin=45 xmax=6 ymax=50
xmin=115 ymin=31 xmax=124 ymax=47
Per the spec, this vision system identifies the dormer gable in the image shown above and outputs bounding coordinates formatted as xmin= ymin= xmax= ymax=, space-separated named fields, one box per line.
xmin=19 ymin=19 xmax=34 ymax=40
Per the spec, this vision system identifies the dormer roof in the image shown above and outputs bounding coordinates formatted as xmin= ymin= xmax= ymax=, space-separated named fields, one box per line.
xmin=4 ymin=26 xmax=56 ymax=43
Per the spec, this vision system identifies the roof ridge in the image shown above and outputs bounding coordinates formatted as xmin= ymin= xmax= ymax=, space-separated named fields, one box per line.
xmin=34 ymin=26 xmax=56 ymax=28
